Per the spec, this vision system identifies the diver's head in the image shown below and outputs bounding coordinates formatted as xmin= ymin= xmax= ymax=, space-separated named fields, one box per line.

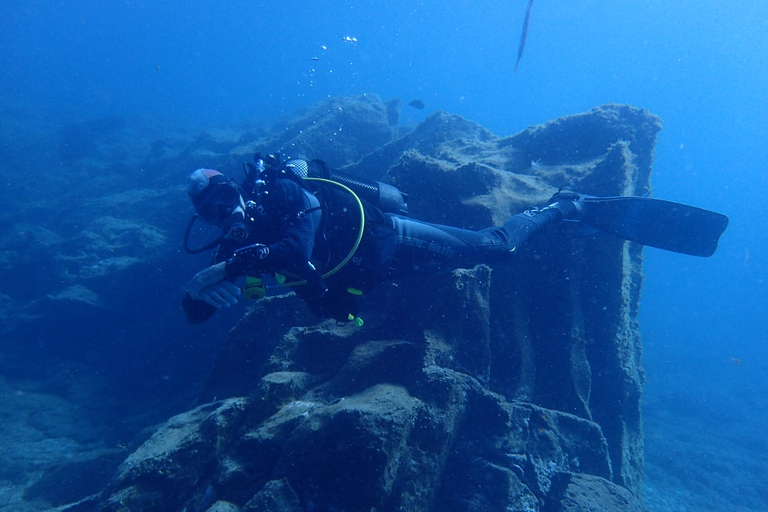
xmin=187 ymin=168 xmax=246 ymax=228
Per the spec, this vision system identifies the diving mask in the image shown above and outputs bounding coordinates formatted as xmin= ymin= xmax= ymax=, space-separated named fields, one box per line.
xmin=195 ymin=183 xmax=243 ymax=226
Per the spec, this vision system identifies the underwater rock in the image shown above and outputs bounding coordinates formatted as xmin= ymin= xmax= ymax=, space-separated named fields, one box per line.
xmin=91 ymin=102 xmax=654 ymax=512
xmin=241 ymin=94 xmax=401 ymax=168
xmin=94 ymin=258 xmax=643 ymax=512
xmin=46 ymin=284 xmax=103 ymax=307
xmin=384 ymin=97 xmax=403 ymax=127
xmin=5 ymin=99 xmax=657 ymax=511
xmin=58 ymin=115 xmax=128 ymax=163
xmin=22 ymin=450 xmax=125 ymax=506
xmin=345 ymin=110 xmax=497 ymax=181
xmin=207 ymin=501 xmax=241 ymax=512
xmin=0 ymin=375 xmax=116 ymax=512
xmin=552 ymin=473 xmax=644 ymax=512
xmin=96 ymin=398 xmax=250 ymax=512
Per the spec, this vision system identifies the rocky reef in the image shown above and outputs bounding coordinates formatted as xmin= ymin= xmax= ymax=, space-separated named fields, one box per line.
xmin=0 ymin=95 xmax=661 ymax=511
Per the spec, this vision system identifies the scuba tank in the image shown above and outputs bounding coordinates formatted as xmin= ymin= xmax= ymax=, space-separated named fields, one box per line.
xmin=246 ymin=153 xmax=409 ymax=216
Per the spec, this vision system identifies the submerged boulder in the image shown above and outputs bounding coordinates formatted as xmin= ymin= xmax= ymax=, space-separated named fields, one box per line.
xmin=91 ymin=102 xmax=659 ymax=511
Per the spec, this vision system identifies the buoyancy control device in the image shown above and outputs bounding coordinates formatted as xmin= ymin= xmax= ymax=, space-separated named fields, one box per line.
xmin=245 ymin=153 xmax=408 ymax=216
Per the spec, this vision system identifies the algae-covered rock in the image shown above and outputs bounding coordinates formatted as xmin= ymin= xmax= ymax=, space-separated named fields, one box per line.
xmin=80 ymin=100 xmax=657 ymax=511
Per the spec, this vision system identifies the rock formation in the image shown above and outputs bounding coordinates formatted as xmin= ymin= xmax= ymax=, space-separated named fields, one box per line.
xmin=81 ymin=98 xmax=659 ymax=512
xmin=0 ymin=95 xmax=661 ymax=511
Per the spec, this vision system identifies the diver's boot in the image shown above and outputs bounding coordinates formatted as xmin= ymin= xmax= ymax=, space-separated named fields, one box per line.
xmin=540 ymin=190 xmax=585 ymax=221
xmin=488 ymin=192 xmax=588 ymax=255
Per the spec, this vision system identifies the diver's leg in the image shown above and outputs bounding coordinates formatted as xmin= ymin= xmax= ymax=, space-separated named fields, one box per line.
xmin=475 ymin=203 xmax=571 ymax=256
xmin=388 ymin=216 xmax=487 ymax=277
xmin=388 ymin=198 xmax=580 ymax=277
xmin=439 ymin=198 xmax=581 ymax=258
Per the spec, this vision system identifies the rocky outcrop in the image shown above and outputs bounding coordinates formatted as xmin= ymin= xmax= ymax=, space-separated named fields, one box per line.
xmin=88 ymin=101 xmax=660 ymax=511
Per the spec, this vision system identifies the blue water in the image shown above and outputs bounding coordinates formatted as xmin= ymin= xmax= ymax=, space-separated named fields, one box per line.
xmin=2 ymin=1 xmax=767 ymax=510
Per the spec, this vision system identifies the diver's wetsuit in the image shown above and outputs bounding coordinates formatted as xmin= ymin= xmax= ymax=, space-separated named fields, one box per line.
xmin=386 ymin=211 xmax=559 ymax=279
xmin=183 ymin=172 xmax=564 ymax=323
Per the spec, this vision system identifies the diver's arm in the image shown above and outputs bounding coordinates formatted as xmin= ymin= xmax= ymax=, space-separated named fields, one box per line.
xmin=233 ymin=179 xmax=316 ymax=271
xmin=225 ymin=179 xmax=326 ymax=295
xmin=182 ymin=179 xmax=324 ymax=324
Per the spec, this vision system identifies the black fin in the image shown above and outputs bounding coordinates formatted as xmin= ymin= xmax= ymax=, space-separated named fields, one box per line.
xmin=579 ymin=196 xmax=729 ymax=257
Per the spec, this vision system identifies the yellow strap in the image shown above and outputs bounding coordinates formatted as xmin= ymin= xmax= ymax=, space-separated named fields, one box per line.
xmin=243 ymin=276 xmax=266 ymax=299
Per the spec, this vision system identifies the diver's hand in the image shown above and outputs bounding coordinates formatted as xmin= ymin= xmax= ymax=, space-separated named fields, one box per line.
xmin=197 ymin=281 xmax=241 ymax=308
xmin=187 ymin=262 xmax=240 ymax=307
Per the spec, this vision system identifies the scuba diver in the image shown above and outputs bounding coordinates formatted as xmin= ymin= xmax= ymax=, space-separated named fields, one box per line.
xmin=182 ymin=153 xmax=728 ymax=324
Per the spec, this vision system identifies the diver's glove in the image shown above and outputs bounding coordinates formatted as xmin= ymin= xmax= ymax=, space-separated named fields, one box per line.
xmin=187 ymin=262 xmax=241 ymax=308
xmin=198 ymin=281 xmax=241 ymax=308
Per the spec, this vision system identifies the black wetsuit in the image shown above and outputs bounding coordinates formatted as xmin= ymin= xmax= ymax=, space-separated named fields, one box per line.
xmin=182 ymin=171 xmax=563 ymax=323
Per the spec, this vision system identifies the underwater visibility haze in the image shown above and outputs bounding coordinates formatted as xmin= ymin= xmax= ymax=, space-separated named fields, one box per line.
xmin=1 ymin=1 xmax=767 ymax=510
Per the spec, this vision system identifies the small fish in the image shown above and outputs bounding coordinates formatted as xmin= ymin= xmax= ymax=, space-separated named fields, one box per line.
xmin=408 ymin=99 xmax=425 ymax=109
xmin=731 ymin=357 xmax=742 ymax=365
xmin=156 ymin=65 xmax=161 ymax=72
xmin=514 ymin=0 xmax=535 ymax=73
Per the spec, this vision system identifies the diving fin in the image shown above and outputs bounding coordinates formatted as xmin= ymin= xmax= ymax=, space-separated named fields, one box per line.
xmin=576 ymin=195 xmax=729 ymax=257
